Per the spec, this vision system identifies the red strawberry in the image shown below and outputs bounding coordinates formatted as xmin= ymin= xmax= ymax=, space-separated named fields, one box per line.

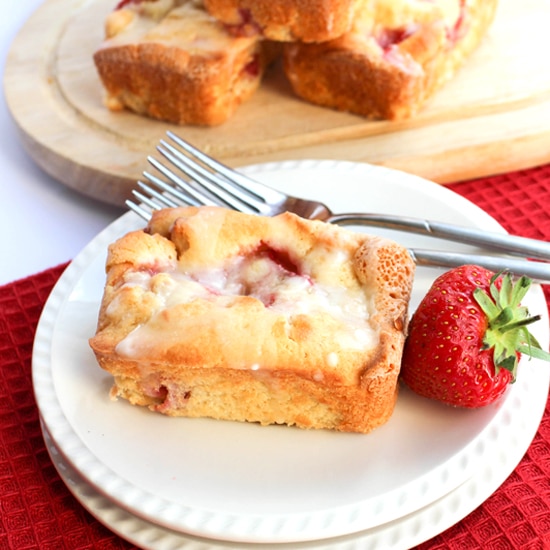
xmin=115 ymin=0 xmax=143 ymax=10
xmin=400 ymin=265 xmax=550 ymax=408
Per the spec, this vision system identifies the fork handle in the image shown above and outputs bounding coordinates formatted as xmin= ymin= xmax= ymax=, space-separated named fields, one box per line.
xmin=410 ymin=249 xmax=550 ymax=283
xmin=329 ymin=213 xmax=550 ymax=261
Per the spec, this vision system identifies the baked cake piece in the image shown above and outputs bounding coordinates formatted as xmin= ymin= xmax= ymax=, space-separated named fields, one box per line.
xmin=93 ymin=0 xmax=276 ymax=125
xmin=283 ymin=0 xmax=499 ymax=120
xmin=202 ymin=0 xmax=368 ymax=42
xmin=89 ymin=207 xmax=415 ymax=433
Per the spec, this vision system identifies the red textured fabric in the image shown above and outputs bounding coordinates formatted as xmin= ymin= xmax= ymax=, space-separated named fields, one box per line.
xmin=451 ymin=165 xmax=550 ymax=310
xmin=0 ymin=264 xmax=135 ymax=550
xmin=1 ymin=164 xmax=550 ymax=549
xmin=417 ymin=165 xmax=550 ymax=550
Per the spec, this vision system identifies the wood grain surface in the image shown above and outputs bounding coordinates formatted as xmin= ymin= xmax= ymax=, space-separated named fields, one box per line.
xmin=4 ymin=0 xmax=550 ymax=206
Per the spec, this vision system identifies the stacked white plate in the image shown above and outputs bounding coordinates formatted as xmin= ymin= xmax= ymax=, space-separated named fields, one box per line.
xmin=33 ymin=161 xmax=550 ymax=549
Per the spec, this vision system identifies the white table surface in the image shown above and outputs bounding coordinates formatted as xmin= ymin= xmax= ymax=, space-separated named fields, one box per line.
xmin=0 ymin=0 xmax=123 ymax=286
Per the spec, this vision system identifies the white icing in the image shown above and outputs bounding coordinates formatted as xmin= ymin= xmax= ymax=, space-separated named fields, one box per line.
xmin=326 ymin=353 xmax=339 ymax=368
xmin=104 ymin=0 xmax=255 ymax=54
xmin=115 ymin=325 xmax=144 ymax=358
xmin=115 ymin=249 xmax=378 ymax=359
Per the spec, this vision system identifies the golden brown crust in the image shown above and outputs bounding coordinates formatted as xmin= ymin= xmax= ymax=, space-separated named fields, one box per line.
xmin=202 ymin=0 xmax=367 ymax=42
xmin=93 ymin=0 xmax=499 ymax=124
xmin=283 ymin=0 xmax=499 ymax=119
xmin=93 ymin=0 xmax=275 ymax=125
xmin=89 ymin=206 xmax=415 ymax=433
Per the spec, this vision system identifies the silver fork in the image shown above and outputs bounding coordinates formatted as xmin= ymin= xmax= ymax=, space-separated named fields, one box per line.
xmin=127 ymin=131 xmax=550 ymax=283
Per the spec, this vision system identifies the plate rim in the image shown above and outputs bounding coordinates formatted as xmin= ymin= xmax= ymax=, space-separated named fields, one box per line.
xmin=32 ymin=159 xmax=550 ymax=544
xmin=40 ymin=380 xmax=548 ymax=550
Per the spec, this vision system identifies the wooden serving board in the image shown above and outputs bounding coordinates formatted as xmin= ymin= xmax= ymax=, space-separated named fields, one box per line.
xmin=4 ymin=0 xmax=550 ymax=206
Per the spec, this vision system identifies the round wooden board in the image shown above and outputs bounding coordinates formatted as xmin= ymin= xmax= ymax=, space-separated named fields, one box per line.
xmin=4 ymin=0 xmax=550 ymax=206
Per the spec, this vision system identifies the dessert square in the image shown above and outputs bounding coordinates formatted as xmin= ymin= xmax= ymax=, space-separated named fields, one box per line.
xmin=203 ymin=0 xmax=367 ymax=42
xmin=283 ymin=0 xmax=498 ymax=119
xmin=89 ymin=207 xmax=415 ymax=433
xmin=93 ymin=0 xmax=275 ymax=125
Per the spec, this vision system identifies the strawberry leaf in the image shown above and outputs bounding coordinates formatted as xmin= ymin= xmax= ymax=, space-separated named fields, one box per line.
xmin=497 ymin=354 xmax=518 ymax=380
xmin=498 ymin=272 xmax=512 ymax=308
xmin=474 ymin=273 xmax=550 ymax=375
xmin=509 ymin=275 xmax=531 ymax=306
xmin=492 ymin=306 xmax=514 ymax=327
xmin=473 ymin=287 xmax=499 ymax=318
xmin=518 ymin=343 xmax=550 ymax=361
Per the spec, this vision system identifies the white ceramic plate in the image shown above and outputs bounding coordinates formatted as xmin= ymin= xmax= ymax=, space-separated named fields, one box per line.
xmin=33 ymin=160 xmax=550 ymax=545
xmin=40 ymin=371 xmax=545 ymax=550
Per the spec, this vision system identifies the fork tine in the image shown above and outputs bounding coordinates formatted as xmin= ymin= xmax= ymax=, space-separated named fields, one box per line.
xmin=136 ymin=180 xmax=180 ymax=209
xmin=155 ymin=142 xmax=258 ymax=214
xmin=153 ymin=140 xmax=256 ymax=214
xmin=142 ymin=167 xmax=203 ymax=208
xmin=126 ymin=173 xmax=205 ymax=223
xmin=125 ymin=197 xmax=153 ymax=221
xmin=125 ymin=184 xmax=174 ymax=220
xmin=166 ymin=131 xmax=286 ymax=205
xmin=131 ymin=189 xmax=163 ymax=211
xmin=147 ymin=156 xmax=217 ymax=207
